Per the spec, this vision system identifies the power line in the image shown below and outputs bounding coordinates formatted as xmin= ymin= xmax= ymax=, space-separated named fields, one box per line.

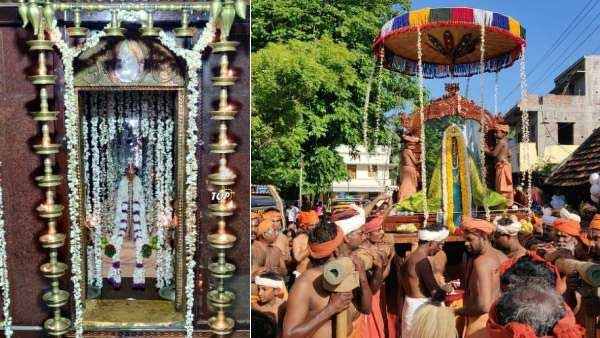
xmin=499 ymin=0 xmax=596 ymax=107
xmin=531 ymin=18 xmax=600 ymax=93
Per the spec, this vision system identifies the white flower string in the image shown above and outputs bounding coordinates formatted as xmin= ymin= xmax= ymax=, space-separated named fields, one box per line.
xmin=417 ymin=26 xmax=428 ymax=227
xmin=479 ymin=24 xmax=490 ymax=221
xmin=494 ymin=71 xmax=499 ymax=117
xmin=51 ymin=26 xmax=106 ymax=338
xmin=0 ymin=163 xmax=13 ymax=337
xmin=519 ymin=45 xmax=532 ymax=217
xmin=159 ymin=21 xmax=215 ymax=337
xmin=90 ymin=114 xmax=103 ymax=287
xmin=52 ymin=17 xmax=214 ymax=336
xmin=374 ymin=50 xmax=384 ymax=141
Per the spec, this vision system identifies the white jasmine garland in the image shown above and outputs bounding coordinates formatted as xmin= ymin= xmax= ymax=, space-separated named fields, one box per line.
xmin=51 ymin=27 xmax=106 ymax=338
xmin=90 ymin=115 xmax=103 ymax=288
xmin=51 ymin=18 xmax=214 ymax=337
xmin=0 ymin=163 xmax=13 ymax=337
xmin=159 ymin=21 xmax=215 ymax=338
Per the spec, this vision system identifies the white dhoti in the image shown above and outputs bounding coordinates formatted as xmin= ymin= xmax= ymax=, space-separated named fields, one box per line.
xmin=401 ymin=296 xmax=429 ymax=338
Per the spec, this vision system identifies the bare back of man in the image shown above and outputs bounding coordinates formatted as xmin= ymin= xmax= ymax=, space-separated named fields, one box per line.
xmin=283 ymin=266 xmax=359 ymax=338
xmin=401 ymin=250 xmax=429 ymax=299
xmin=428 ymin=249 xmax=447 ymax=286
xmin=462 ymin=247 xmax=506 ymax=338
xmin=292 ymin=232 xmax=310 ymax=274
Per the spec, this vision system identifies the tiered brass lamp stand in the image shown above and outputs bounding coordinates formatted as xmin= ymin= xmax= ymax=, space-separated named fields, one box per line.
xmin=17 ymin=0 xmax=246 ymax=335
xmin=206 ymin=0 xmax=244 ymax=334
xmin=19 ymin=0 xmax=71 ymax=335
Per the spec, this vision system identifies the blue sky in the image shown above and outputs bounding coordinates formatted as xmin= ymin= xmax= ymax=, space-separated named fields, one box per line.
xmin=403 ymin=0 xmax=600 ymax=115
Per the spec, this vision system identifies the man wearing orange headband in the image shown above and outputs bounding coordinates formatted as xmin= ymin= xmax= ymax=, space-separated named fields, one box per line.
xmin=283 ymin=222 xmax=373 ymax=338
xmin=457 ymin=216 xmax=507 ymax=338
xmin=264 ymin=209 xmax=292 ymax=273
xmin=251 ymin=212 xmax=262 ymax=242
xmin=485 ymin=122 xmax=514 ymax=206
xmin=548 ymin=218 xmax=588 ymax=261
xmin=544 ymin=217 xmax=591 ymax=314
xmin=588 ymin=214 xmax=600 ymax=262
xmin=291 ymin=211 xmax=320 ymax=276
xmin=360 ymin=215 xmax=397 ymax=338
xmin=252 ymin=219 xmax=287 ymax=281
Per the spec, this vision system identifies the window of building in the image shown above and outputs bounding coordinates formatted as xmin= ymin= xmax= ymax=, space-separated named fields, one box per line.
xmin=347 ymin=165 xmax=357 ymax=179
xmin=557 ymin=122 xmax=574 ymax=145
xmin=368 ymin=165 xmax=377 ymax=178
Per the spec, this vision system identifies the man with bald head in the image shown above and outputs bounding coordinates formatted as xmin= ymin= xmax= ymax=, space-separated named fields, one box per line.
xmin=456 ymin=216 xmax=507 ymax=338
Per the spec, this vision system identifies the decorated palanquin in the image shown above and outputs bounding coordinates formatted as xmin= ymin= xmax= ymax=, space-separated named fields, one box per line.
xmin=0 ymin=1 xmax=249 ymax=337
xmin=384 ymin=83 xmax=526 ymax=235
xmin=370 ymin=7 xmax=533 ymax=238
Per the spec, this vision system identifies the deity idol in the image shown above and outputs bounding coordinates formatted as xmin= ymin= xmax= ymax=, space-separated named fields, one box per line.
xmin=106 ymin=163 xmax=150 ymax=289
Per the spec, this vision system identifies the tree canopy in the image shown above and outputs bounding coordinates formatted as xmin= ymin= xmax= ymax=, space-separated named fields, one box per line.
xmin=251 ymin=0 xmax=423 ymax=197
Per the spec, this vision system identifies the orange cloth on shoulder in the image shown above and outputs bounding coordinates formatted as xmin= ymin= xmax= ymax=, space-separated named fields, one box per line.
xmin=487 ymin=300 xmax=584 ymax=338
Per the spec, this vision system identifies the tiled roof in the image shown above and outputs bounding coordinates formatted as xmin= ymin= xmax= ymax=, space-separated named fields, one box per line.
xmin=546 ymin=127 xmax=600 ymax=187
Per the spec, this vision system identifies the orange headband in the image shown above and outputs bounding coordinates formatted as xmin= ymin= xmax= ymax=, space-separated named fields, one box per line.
xmin=256 ymin=219 xmax=273 ymax=236
xmin=309 ymin=226 xmax=344 ymax=259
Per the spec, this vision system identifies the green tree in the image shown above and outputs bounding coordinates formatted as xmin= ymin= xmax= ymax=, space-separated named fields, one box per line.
xmin=251 ymin=0 xmax=421 ymax=198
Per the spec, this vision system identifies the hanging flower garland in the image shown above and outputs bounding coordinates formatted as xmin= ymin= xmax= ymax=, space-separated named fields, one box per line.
xmin=51 ymin=17 xmax=213 ymax=337
xmin=416 ymin=26 xmax=429 ymax=226
xmin=519 ymin=45 xmax=532 ymax=217
xmin=0 ymin=163 xmax=13 ymax=337
xmin=478 ymin=24 xmax=491 ymax=221
xmin=51 ymin=27 xmax=106 ymax=338
xmin=90 ymin=114 xmax=103 ymax=288
xmin=159 ymin=21 xmax=215 ymax=337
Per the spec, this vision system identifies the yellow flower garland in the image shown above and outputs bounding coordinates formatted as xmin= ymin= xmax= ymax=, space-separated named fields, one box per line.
xmin=443 ymin=126 xmax=471 ymax=233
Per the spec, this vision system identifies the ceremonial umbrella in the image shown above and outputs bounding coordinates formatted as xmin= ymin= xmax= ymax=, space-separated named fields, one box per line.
xmin=372 ymin=7 xmax=526 ymax=78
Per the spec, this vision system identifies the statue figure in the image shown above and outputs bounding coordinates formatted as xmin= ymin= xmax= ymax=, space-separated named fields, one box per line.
xmin=486 ymin=122 xmax=514 ymax=206
xmin=107 ymin=163 xmax=150 ymax=289
xmin=398 ymin=133 xmax=421 ymax=201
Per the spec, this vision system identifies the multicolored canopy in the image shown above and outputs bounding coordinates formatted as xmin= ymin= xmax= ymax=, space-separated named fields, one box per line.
xmin=373 ymin=7 xmax=526 ymax=78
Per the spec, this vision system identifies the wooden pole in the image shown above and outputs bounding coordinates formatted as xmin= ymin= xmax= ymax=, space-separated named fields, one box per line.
xmin=555 ymin=258 xmax=600 ymax=287
xmin=336 ymin=308 xmax=348 ymax=338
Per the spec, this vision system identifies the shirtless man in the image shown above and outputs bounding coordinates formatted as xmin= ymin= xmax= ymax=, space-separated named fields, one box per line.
xmin=292 ymin=210 xmax=320 ymax=276
xmin=264 ymin=209 xmax=292 ymax=270
xmin=456 ymin=216 xmax=507 ymax=338
xmin=252 ymin=219 xmax=287 ymax=280
xmin=362 ymin=215 xmax=395 ymax=285
xmin=492 ymin=215 xmax=527 ymax=259
xmin=282 ymin=222 xmax=372 ymax=338
xmin=400 ymin=223 xmax=455 ymax=338
xmin=485 ymin=122 xmax=513 ymax=206
xmin=428 ymin=250 xmax=448 ymax=286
